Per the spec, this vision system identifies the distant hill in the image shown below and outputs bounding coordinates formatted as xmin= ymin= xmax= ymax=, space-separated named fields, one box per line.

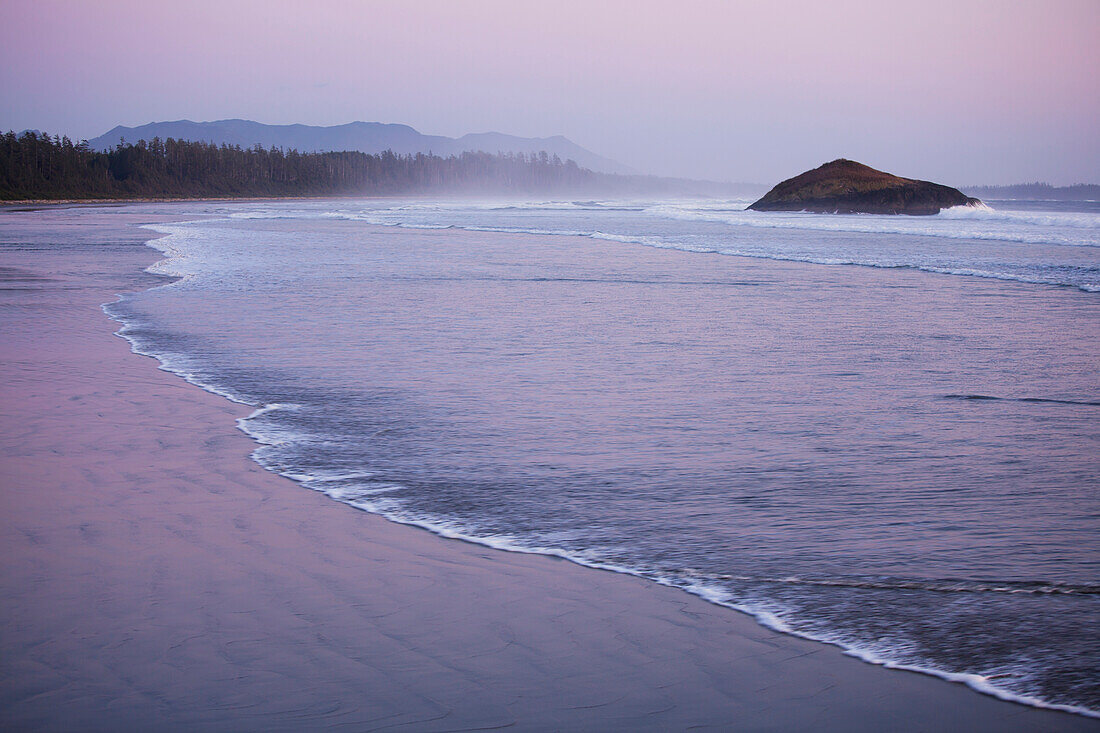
xmin=962 ymin=183 xmax=1100 ymax=201
xmin=87 ymin=119 xmax=635 ymax=175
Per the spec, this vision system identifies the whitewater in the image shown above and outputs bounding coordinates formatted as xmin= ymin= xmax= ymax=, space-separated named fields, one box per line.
xmin=229 ymin=197 xmax=1100 ymax=291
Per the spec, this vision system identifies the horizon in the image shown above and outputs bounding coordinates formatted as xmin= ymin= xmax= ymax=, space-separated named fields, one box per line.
xmin=2 ymin=1 xmax=1099 ymax=186
xmin=52 ymin=117 xmax=1100 ymax=188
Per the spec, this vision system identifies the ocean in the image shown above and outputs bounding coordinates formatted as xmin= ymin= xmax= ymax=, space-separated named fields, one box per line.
xmin=101 ymin=197 xmax=1099 ymax=716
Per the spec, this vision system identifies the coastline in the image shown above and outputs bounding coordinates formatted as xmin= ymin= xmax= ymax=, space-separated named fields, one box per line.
xmin=2 ymin=208 xmax=1097 ymax=730
xmin=0 ymin=195 xmax=406 ymax=207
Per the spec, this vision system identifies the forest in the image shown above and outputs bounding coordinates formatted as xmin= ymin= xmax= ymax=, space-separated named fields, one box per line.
xmin=0 ymin=130 xmax=613 ymax=200
xmin=962 ymin=182 xmax=1100 ymax=201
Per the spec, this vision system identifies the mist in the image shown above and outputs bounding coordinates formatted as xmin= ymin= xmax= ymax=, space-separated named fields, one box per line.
xmin=2 ymin=0 xmax=1098 ymax=185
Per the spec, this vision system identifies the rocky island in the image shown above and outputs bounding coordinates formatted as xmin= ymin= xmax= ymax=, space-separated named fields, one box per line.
xmin=749 ymin=159 xmax=980 ymax=215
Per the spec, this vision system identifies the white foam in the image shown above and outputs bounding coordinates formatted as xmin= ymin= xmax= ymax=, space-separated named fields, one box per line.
xmin=232 ymin=447 xmax=1100 ymax=720
xmin=215 ymin=200 xmax=1100 ymax=291
xmin=228 ymin=198 xmax=1100 ymax=252
xmin=641 ymin=203 xmax=1100 ymax=248
xmin=103 ymin=304 xmax=255 ymax=408
xmin=938 ymin=202 xmax=1100 ymax=229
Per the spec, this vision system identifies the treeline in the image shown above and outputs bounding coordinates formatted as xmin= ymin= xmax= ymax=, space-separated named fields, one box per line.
xmin=0 ymin=130 xmax=610 ymax=200
xmin=963 ymin=182 xmax=1100 ymax=201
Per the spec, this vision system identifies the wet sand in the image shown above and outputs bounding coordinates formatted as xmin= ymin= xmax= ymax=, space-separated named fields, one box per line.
xmin=1 ymin=208 xmax=1096 ymax=731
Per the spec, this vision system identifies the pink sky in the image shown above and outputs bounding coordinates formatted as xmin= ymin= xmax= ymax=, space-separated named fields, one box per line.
xmin=3 ymin=0 xmax=1098 ymax=184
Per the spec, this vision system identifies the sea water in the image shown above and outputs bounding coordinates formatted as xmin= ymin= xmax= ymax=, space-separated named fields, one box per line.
xmin=102 ymin=197 xmax=1099 ymax=715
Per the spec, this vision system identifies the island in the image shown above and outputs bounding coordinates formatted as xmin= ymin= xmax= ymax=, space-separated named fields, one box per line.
xmin=748 ymin=159 xmax=980 ymax=215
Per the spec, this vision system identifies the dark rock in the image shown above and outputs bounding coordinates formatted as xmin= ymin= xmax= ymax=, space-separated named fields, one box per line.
xmin=748 ymin=159 xmax=981 ymax=215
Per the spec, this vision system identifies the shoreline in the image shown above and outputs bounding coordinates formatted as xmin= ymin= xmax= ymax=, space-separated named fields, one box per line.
xmin=0 ymin=194 xmax=411 ymax=207
xmin=2 ymin=207 xmax=1097 ymax=730
xmin=134 ymin=215 xmax=1100 ymax=721
xmin=3 ymin=193 xmax=1097 ymax=208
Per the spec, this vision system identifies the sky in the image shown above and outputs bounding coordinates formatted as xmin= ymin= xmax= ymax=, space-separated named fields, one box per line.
xmin=2 ymin=0 xmax=1098 ymax=185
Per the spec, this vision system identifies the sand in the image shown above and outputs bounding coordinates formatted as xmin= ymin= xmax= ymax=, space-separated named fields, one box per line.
xmin=1 ymin=208 xmax=1096 ymax=731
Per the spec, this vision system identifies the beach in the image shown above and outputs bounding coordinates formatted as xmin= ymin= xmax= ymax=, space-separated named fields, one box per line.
xmin=1 ymin=206 xmax=1097 ymax=731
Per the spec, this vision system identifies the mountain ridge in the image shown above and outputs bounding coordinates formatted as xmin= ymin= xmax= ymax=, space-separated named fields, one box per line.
xmin=86 ymin=119 xmax=635 ymax=175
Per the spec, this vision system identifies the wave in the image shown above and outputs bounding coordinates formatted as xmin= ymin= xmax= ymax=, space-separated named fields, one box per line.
xmin=642 ymin=203 xmax=1100 ymax=248
xmin=588 ymin=231 xmax=1100 ymax=292
xmin=734 ymin=573 xmax=1100 ymax=596
xmin=224 ymin=418 xmax=1100 ymax=720
xmin=103 ymin=300 xmax=258 ymax=408
xmin=227 ymin=197 xmax=1100 ymax=239
xmin=228 ymin=199 xmax=654 ymax=218
xmin=225 ymin=206 xmax=1100 ymax=292
xmin=106 ymin=215 xmax=1100 ymax=721
xmin=945 ymin=394 xmax=1100 ymax=406
xmin=937 ymin=203 xmax=1100 ymax=229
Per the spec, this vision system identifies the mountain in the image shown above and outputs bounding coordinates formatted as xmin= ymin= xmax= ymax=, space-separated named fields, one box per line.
xmin=749 ymin=159 xmax=979 ymax=215
xmin=86 ymin=119 xmax=634 ymax=175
